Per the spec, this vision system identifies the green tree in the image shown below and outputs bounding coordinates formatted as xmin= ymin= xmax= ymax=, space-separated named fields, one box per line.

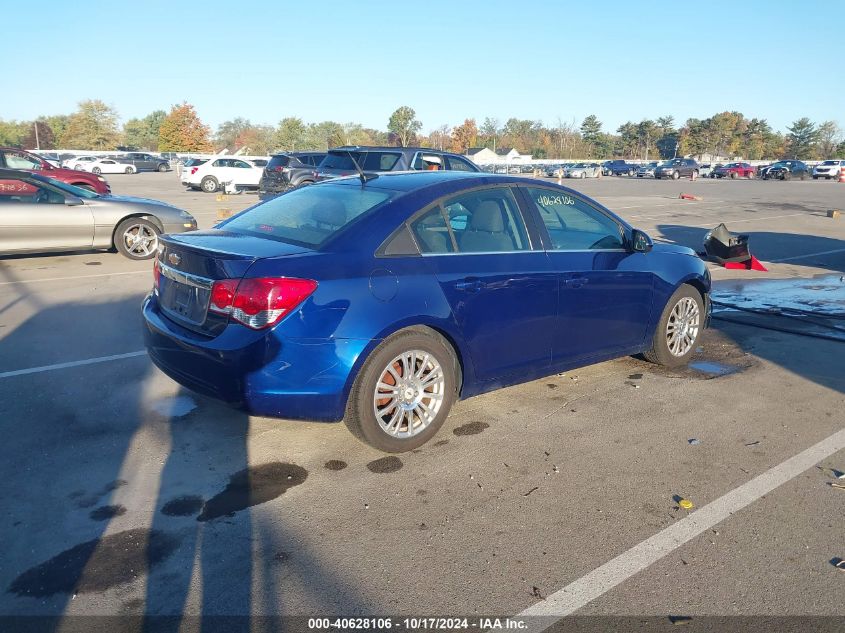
xmin=62 ymin=100 xmax=121 ymax=150
xmin=480 ymin=117 xmax=501 ymax=151
xmin=580 ymin=115 xmax=602 ymax=157
xmin=816 ymin=121 xmax=841 ymax=158
xmin=785 ymin=117 xmax=819 ymax=159
xmin=636 ymin=119 xmax=658 ymax=160
xmin=43 ymin=114 xmax=70 ymax=147
xmin=387 ymin=106 xmax=421 ymax=147
xmin=123 ymin=111 xmax=166 ymax=150
xmin=158 ymin=102 xmax=213 ymax=152
xmin=0 ymin=120 xmax=29 ymax=146
xmin=274 ymin=117 xmax=307 ymax=150
xmin=616 ymin=122 xmax=638 ymax=158
xmin=216 ymin=117 xmax=253 ymax=149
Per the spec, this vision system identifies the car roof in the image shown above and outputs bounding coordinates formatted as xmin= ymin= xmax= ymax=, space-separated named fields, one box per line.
xmin=324 ymin=170 xmax=542 ymax=193
xmin=330 ymin=145 xmax=466 ymax=157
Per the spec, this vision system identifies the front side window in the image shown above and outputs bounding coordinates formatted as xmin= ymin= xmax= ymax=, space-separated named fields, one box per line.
xmin=524 ymin=187 xmax=624 ymax=251
xmin=212 ymin=159 xmax=230 ymax=168
xmin=0 ymin=178 xmax=64 ymax=204
xmin=4 ymin=151 xmax=41 ymax=170
xmin=220 ymin=183 xmax=396 ymax=247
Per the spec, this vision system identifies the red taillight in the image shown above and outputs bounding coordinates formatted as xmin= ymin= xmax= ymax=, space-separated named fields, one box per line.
xmin=208 ymin=277 xmax=317 ymax=330
xmin=153 ymin=259 xmax=161 ymax=290
xmin=190 ymin=167 xmax=199 ymax=175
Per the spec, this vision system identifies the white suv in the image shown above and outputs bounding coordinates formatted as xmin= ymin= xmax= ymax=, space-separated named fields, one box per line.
xmin=185 ymin=157 xmax=264 ymax=193
xmin=812 ymin=160 xmax=844 ymax=180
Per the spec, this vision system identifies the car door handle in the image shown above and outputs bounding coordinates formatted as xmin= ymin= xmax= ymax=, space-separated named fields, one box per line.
xmin=564 ymin=277 xmax=589 ymax=289
xmin=454 ymin=278 xmax=483 ymax=292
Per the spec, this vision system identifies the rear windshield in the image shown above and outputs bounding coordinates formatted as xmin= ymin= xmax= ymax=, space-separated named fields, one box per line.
xmin=221 ymin=183 xmax=397 ymax=247
xmin=268 ymin=155 xmax=292 ymax=168
xmin=322 ymin=151 xmax=402 ymax=171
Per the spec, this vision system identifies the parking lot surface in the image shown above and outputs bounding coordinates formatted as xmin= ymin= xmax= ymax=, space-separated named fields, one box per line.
xmin=1 ymin=173 xmax=844 ymax=625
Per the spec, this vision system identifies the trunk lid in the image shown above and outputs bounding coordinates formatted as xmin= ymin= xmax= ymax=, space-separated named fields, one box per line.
xmin=156 ymin=230 xmax=311 ymax=336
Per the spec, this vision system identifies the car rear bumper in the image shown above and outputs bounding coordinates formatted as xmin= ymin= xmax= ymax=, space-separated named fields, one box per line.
xmin=142 ymin=295 xmax=360 ymax=422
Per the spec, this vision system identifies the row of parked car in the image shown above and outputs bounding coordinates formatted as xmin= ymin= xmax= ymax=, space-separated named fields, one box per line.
xmin=179 ymin=146 xmax=482 ymax=197
xmin=598 ymin=158 xmax=844 ymax=181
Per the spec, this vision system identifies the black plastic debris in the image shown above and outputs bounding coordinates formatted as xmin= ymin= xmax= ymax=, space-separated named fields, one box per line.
xmin=703 ymin=223 xmax=752 ymax=264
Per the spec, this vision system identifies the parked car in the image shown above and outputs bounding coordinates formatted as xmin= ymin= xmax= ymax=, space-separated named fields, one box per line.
xmin=114 ymin=152 xmax=170 ymax=172
xmin=636 ymin=162 xmax=659 ymax=178
xmin=698 ymin=164 xmax=713 ymax=177
xmin=565 ymin=163 xmax=601 ymax=179
xmin=316 ymin=146 xmax=480 ymax=181
xmin=0 ymin=147 xmax=110 ymax=193
xmin=763 ymin=160 xmax=809 ymax=180
xmin=78 ymin=158 xmax=137 ymax=175
xmin=713 ymin=162 xmax=755 ymax=179
xmin=258 ymin=152 xmax=326 ymax=201
xmin=33 ymin=152 xmax=62 ymax=168
xmin=654 ymin=158 xmax=700 ymax=180
xmin=142 ymin=171 xmax=710 ymax=452
xmin=813 ymin=159 xmax=845 ymax=180
xmin=545 ymin=164 xmax=563 ymax=177
xmin=0 ymin=169 xmax=196 ymax=260
xmin=66 ymin=156 xmax=101 ymax=170
xmin=184 ymin=157 xmax=263 ymax=192
xmin=602 ymin=160 xmax=637 ymax=176
xmin=179 ymin=158 xmax=209 ymax=185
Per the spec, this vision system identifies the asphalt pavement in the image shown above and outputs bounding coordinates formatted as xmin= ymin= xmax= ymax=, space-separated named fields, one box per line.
xmin=1 ymin=172 xmax=844 ymax=629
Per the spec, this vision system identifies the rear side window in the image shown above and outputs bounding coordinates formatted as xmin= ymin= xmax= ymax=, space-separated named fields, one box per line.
xmin=444 ymin=156 xmax=478 ymax=172
xmin=221 ymin=183 xmax=396 ymax=247
xmin=268 ymin=155 xmax=292 ymax=169
xmin=412 ymin=188 xmax=529 ymax=254
xmin=322 ymin=151 xmax=401 ymax=171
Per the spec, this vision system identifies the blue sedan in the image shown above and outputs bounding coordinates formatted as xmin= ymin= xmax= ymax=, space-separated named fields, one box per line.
xmin=143 ymin=172 xmax=710 ymax=452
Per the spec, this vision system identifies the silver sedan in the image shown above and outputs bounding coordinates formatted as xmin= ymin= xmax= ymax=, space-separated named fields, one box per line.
xmin=0 ymin=169 xmax=197 ymax=260
xmin=564 ymin=163 xmax=602 ymax=179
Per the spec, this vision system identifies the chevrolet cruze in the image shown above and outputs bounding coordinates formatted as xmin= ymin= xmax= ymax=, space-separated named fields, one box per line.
xmin=143 ymin=172 xmax=710 ymax=452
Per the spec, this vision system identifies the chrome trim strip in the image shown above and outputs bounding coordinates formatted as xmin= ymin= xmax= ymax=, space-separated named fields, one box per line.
xmin=158 ymin=260 xmax=213 ymax=290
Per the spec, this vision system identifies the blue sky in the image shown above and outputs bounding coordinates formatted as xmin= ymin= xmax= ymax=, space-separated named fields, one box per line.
xmin=7 ymin=1 xmax=841 ymax=134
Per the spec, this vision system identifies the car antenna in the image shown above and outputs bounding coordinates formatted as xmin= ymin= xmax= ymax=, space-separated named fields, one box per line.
xmin=346 ymin=150 xmax=378 ymax=186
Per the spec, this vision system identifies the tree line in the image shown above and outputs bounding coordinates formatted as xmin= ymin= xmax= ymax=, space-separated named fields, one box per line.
xmin=1 ymin=101 xmax=842 ymax=161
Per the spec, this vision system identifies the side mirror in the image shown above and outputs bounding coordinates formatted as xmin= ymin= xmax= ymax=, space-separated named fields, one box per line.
xmin=631 ymin=229 xmax=653 ymax=253
xmin=64 ymin=195 xmax=84 ymax=206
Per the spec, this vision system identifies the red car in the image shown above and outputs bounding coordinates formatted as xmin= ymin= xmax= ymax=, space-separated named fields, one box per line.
xmin=0 ymin=147 xmax=110 ymax=194
xmin=713 ymin=162 xmax=755 ymax=179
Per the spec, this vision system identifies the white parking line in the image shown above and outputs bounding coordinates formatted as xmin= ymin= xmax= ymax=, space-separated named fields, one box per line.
xmin=771 ymin=247 xmax=845 ymax=263
xmin=517 ymin=426 xmax=845 ymax=630
xmin=0 ymin=351 xmax=147 ymax=379
xmin=0 ymin=270 xmax=148 ymax=287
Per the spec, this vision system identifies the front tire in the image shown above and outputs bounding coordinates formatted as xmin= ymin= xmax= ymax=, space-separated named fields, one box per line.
xmin=643 ymin=285 xmax=704 ymax=367
xmin=114 ymin=217 xmax=160 ymax=260
xmin=671 ymin=170 xmax=680 ymax=180
xmin=125 ymin=166 xmax=134 ymax=174
xmin=345 ymin=328 xmax=458 ymax=452
xmin=92 ymin=167 xmax=102 ymax=175
xmin=201 ymin=176 xmax=219 ymax=193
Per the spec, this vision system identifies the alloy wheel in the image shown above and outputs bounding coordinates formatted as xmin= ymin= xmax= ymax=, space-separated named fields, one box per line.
xmin=666 ymin=297 xmax=700 ymax=357
xmin=373 ymin=350 xmax=445 ymax=438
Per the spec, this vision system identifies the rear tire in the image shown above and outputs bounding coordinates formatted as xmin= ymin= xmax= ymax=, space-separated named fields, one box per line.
xmin=643 ymin=285 xmax=704 ymax=367
xmin=345 ymin=328 xmax=458 ymax=453
xmin=125 ymin=166 xmax=134 ymax=174
xmin=158 ymin=163 xmax=168 ymax=172
xmin=201 ymin=176 xmax=219 ymax=193
xmin=92 ymin=167 xmax=102 ymax=175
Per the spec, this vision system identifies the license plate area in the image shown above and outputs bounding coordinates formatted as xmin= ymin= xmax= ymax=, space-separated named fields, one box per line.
xmin=158 ymin=262 xmax=213 ymax=325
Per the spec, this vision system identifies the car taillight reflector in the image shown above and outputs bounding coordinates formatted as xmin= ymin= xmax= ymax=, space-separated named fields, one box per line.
xmin=208 ymin=277 xmax=317 ymax=330
xmin=153 ymin=259 xmax=161 ymax=291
